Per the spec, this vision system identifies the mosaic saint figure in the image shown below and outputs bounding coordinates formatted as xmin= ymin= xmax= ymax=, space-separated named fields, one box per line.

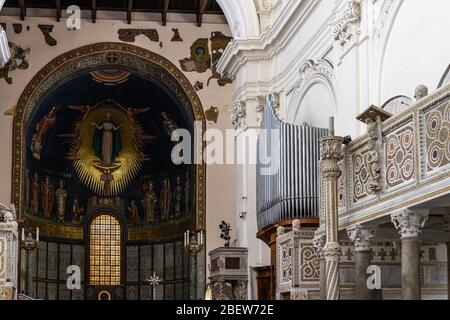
xmin=91 ymin=112 xmax=122 ymax=166
xmin=142 ymin=182 xmax=158 ymax=223
xmin=71 ymin=198 xmax=84 ymax=225
xmin=41 ymin=175 xmax=54 ymax=219
xmin=31 ymin=106 xmax=57 ymax=159
xmin=173 ymin=176 xmax=183 ymax=217
xmin=127 ymin=200 xmax=142 ymax=225
xmin=159 ymin=178 xmax=172 ymax=220
xmin=55 ymin=179 xmax=67 ymax=223
xmin=161 ymin=112 xmax=179 ymax=143
xmin=31 ymin=172 xmax=40 ymax=215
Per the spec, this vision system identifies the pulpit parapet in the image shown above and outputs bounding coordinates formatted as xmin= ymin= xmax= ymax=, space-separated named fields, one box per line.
xmin=319 ymin=84 xmax=450 ymax=230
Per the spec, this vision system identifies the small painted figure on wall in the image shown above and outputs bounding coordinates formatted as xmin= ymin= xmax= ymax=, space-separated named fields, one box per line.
xmin=55 ymin=179 xmax=67 ymax=223
xmin=142 ymin=182 xmax=158 ymax=223
xmin=31 ymin=106 xmax=57 ymax=160
xmin=128 ymin=200 xmax=142 ymax=225
xmin=160 ymin=178 xmax=172 ymax=220
xmin=41 ymin=175 xmax=54 ymax=219
xmin=71 ymin=198 xmax=84 ymax=225
xmin=161 ymin=112 xmax=179 ymax=144
xmin=31 ymin=172 xmax=40 ymax=215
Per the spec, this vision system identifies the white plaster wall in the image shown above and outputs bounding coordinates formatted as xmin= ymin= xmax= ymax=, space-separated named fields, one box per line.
xmin=380 ymin=0 xmax=450 ymax=102
xmin=0 ymin=15 xmax=236 ymax=280
xmin=293 ymin=83 xmax=334 ymax=128
xmin=217 ymin=0 xmax=450 ymax=284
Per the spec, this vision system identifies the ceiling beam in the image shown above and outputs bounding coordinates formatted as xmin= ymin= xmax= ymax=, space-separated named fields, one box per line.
xmin=197 ymin=0 xmax=208 ymax=27
xmin=127 ymin=0 xmax=133 ymax=24
xmin=19 ymin=0 xmax=26 ymax=21
xmin=55 ymin=0 xmax=61 ymax=22
xmin=162 ymin=0 xmax=170 ymax=26
xmin=91 ymin=0 xmax=97 ymax=23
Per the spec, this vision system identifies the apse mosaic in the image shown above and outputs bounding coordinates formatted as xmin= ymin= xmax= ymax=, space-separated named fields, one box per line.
xmin=24 ymin=67 xmax=194 ymax=229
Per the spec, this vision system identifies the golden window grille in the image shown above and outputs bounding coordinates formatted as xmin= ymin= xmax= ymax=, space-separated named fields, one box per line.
xmin=89 ymin=214 xmax=121 ymax=285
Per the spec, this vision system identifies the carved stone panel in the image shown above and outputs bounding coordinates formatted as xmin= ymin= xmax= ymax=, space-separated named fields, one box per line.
xmin=352 ymin=149 xmax=371 ymax=202
xmin=299 ymin=242 xmax=320 ymax=283
xmin=337 ymin=161 xmax=347 ymax=211
xmin=424 ymin=102 xmax=450 ymax=173
xmin=279 ymin=240 xmax=293 ymax=285
xmin=385 ymin=124 xmax=415 ymax=189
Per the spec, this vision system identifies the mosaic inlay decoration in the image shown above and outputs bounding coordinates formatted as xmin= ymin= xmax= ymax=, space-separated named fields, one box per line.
xmin=424 ymin=102 xmax=450 ymax=173
xmin=385 ymin=124 xmax=415 ymax=189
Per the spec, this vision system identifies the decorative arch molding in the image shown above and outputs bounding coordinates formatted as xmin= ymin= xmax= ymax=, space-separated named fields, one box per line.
xmin=287 ymin=59 xmax=337 ymax=124
xmin=12 ymin=42 xmax=206 ymax=234
xmin=438 ymin=64 xmax=450 ymax=89
xmin=381 ymin=95 xmax=412 ymax=115
xmin=371 ymin=0 xmax=404 ymax=105
xmin=216 ymin=0 xmax=260 ymax=38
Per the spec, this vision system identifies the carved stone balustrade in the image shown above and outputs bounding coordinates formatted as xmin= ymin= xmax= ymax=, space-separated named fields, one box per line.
xmin=318 ymin=84 xmax=450 ymax=230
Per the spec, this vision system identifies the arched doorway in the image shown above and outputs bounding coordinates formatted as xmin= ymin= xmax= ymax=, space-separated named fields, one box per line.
xmin=13 ymin=43 xmax=206 ymax=300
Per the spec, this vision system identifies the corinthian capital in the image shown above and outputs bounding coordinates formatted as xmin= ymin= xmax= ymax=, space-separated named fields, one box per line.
xmin=320 ymin=137 xmax=344 ymax=161
xmin=346 ymin=225 xmax=376 ymax=252
xmin=391 ymin=209 xmax=429 ymax=239
xmin=331 ymin=0 xmax=361 ymax=46
xmin=320 ymin=136 xmax=344 ymax=179
xmin=323 ymin=241 xmax=341 ymax=259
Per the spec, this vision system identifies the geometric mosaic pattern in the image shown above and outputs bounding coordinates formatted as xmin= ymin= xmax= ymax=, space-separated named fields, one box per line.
xmin=425 ymin=102 xmax=450 ymax=172
xmin=300 ymin=243 xmax=320 ymax=282
xmin=385 ymin=124 xmax=415 ymax=189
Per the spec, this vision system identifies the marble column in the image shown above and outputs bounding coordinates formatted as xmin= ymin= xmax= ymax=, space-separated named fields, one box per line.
xmin=189 ymin=253 xmax=198 ymax=300
xmin=347 ymin=225 xmax=376 ymax=300
xmin=312 ymin=234 xmax=326 ymax=300
xmin=320 ymin=119 xmax=344 ymax=300
xmin=443 ymin=217 xmax=450 ymax=300
xmin=391 ymin=209 xmax=429 ymax=300
xmin=0 ymin=205 xmax=19 ymax=300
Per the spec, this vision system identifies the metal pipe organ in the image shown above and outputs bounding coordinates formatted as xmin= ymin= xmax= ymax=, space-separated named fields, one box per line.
xmin=256 ymin=96 xmax=327 ymax=231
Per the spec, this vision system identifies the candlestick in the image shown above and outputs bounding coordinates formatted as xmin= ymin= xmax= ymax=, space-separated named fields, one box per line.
xmin=36 ymin=227 xmax=39 ymax=242
xmin=22 ymin=227 xmax=25 ymax=240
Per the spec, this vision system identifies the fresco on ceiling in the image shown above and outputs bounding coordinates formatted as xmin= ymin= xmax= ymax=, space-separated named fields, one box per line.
xmin=117 ymin=29 xmax=159 ymax=43
xmin=0 ymin=41 xmax=31 ymax=85
xmin=38 ymin=24 xmax=57 ymax=46
xmin=24 ymin=68 xmax=194 ymax=229
xmin=179 ymin=32 xmax=233 ymax=86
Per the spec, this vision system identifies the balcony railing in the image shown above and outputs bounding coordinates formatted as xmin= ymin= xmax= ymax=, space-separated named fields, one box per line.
xmin=320 ymin=84 xmax=450 ymax=228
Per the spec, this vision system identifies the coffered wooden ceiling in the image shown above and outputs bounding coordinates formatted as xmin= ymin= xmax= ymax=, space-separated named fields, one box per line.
xmin=3 ymin=0 xmax=223 ymax=26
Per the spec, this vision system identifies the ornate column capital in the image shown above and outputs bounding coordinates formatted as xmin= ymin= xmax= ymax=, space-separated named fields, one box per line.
xmin=320 ymin=136 xmax=344 ymax=179
xmin=346 ymin=225 xmax=376 ymax=252
xmin=323 ymin=242 xmax=341 ymax=259
xmin=312 ymin=234 xmax=326 ymax=259
xmin=331 ymin=0 xmax=361 ymax=47
xmin=230 ymin=101 xmax=247 ymax=130
xmin=391 ymin=209 xmax=429 ymax=239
